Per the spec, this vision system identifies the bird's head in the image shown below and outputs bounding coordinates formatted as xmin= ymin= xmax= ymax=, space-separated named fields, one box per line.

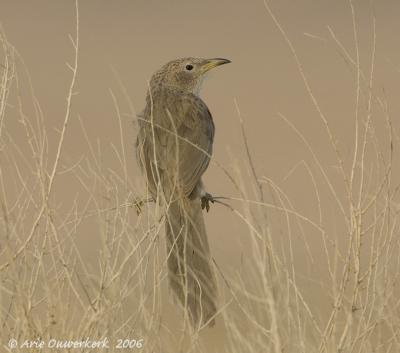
xmin=150 ymin=57 xmax=231 ymax=94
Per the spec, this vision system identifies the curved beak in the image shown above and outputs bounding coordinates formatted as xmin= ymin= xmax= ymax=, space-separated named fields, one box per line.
xmin=201 ymin=58 xmax=231 ymax=73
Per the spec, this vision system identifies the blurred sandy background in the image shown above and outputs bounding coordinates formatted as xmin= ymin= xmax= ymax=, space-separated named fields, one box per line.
xmin=1 ymin=0 xmax=400 ymax=352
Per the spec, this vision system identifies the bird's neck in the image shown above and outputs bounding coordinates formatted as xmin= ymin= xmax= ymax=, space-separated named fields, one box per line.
xmin=146 ymin=84 xmax=200 ymax=102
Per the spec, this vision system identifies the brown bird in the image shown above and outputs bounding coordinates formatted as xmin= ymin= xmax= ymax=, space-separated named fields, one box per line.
xmin=136 ymin=57 xmax=230 ymax=328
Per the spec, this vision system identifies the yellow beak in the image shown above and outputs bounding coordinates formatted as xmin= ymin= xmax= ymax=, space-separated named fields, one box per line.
xmin=201 ymin=58 xmax=231 ymax=73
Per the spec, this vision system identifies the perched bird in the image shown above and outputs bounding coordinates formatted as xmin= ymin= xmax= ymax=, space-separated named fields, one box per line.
xmin=136 ymin=57 xmax=230 ymax=328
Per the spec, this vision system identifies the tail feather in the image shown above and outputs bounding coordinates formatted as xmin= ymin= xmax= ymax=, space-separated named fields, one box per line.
xmin=165 ymin=198 xmax=217 ymax=328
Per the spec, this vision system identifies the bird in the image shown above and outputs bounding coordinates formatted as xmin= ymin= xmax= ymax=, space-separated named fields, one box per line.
xmin=135 ymin=57 xmax=231 ymax=328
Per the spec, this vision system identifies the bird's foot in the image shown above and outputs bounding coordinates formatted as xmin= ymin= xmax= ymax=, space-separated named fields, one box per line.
xmin=201 ymin=192 xmax=215 ymax=212
xmin=131 ymin=197 xmax=155 ymax=215
xmin=134 ymin=200 xmax=144 ymax=215
xmin=132 ymin=197 xmax=150 ymax=215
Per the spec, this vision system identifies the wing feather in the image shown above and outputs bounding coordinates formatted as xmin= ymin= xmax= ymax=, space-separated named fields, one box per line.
xmin=137 ymin=89 xmax=215 ymax=198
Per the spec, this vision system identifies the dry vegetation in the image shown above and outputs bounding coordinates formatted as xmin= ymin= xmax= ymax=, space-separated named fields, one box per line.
xmin=1 ymin=1 xmax=400 ymax=352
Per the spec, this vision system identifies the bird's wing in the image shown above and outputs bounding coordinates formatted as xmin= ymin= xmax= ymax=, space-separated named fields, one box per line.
xmin=137 ymin=90 xmax=215 ymax=198
xmin=177 ymin=95 xmax=215 ymax=195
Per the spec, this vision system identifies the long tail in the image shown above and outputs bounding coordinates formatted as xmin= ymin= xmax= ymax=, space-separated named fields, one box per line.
xmin=165 ymin=198 xmax=217 ymax=328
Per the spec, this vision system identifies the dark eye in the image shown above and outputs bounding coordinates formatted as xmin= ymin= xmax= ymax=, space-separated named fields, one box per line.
xmin=185 ymin=64 xmax=194 ymax=71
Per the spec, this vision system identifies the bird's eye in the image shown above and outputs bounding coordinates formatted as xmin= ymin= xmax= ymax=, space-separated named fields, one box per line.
xmin=185 ymin=64 xmax=194 ymax=71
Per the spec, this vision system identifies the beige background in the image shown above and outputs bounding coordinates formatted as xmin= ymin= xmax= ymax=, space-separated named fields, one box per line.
xmin=1 ymin=0 xmax=400 ymax=351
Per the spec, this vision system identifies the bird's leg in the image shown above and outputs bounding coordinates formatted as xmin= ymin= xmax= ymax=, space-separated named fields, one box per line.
xmin=190 ymin=180 xmax=215 ymax=212
xmin=201 ymin=192 xmax=215 ymax=212
xmin=131 ymin=196 xmax=154 ymax=215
